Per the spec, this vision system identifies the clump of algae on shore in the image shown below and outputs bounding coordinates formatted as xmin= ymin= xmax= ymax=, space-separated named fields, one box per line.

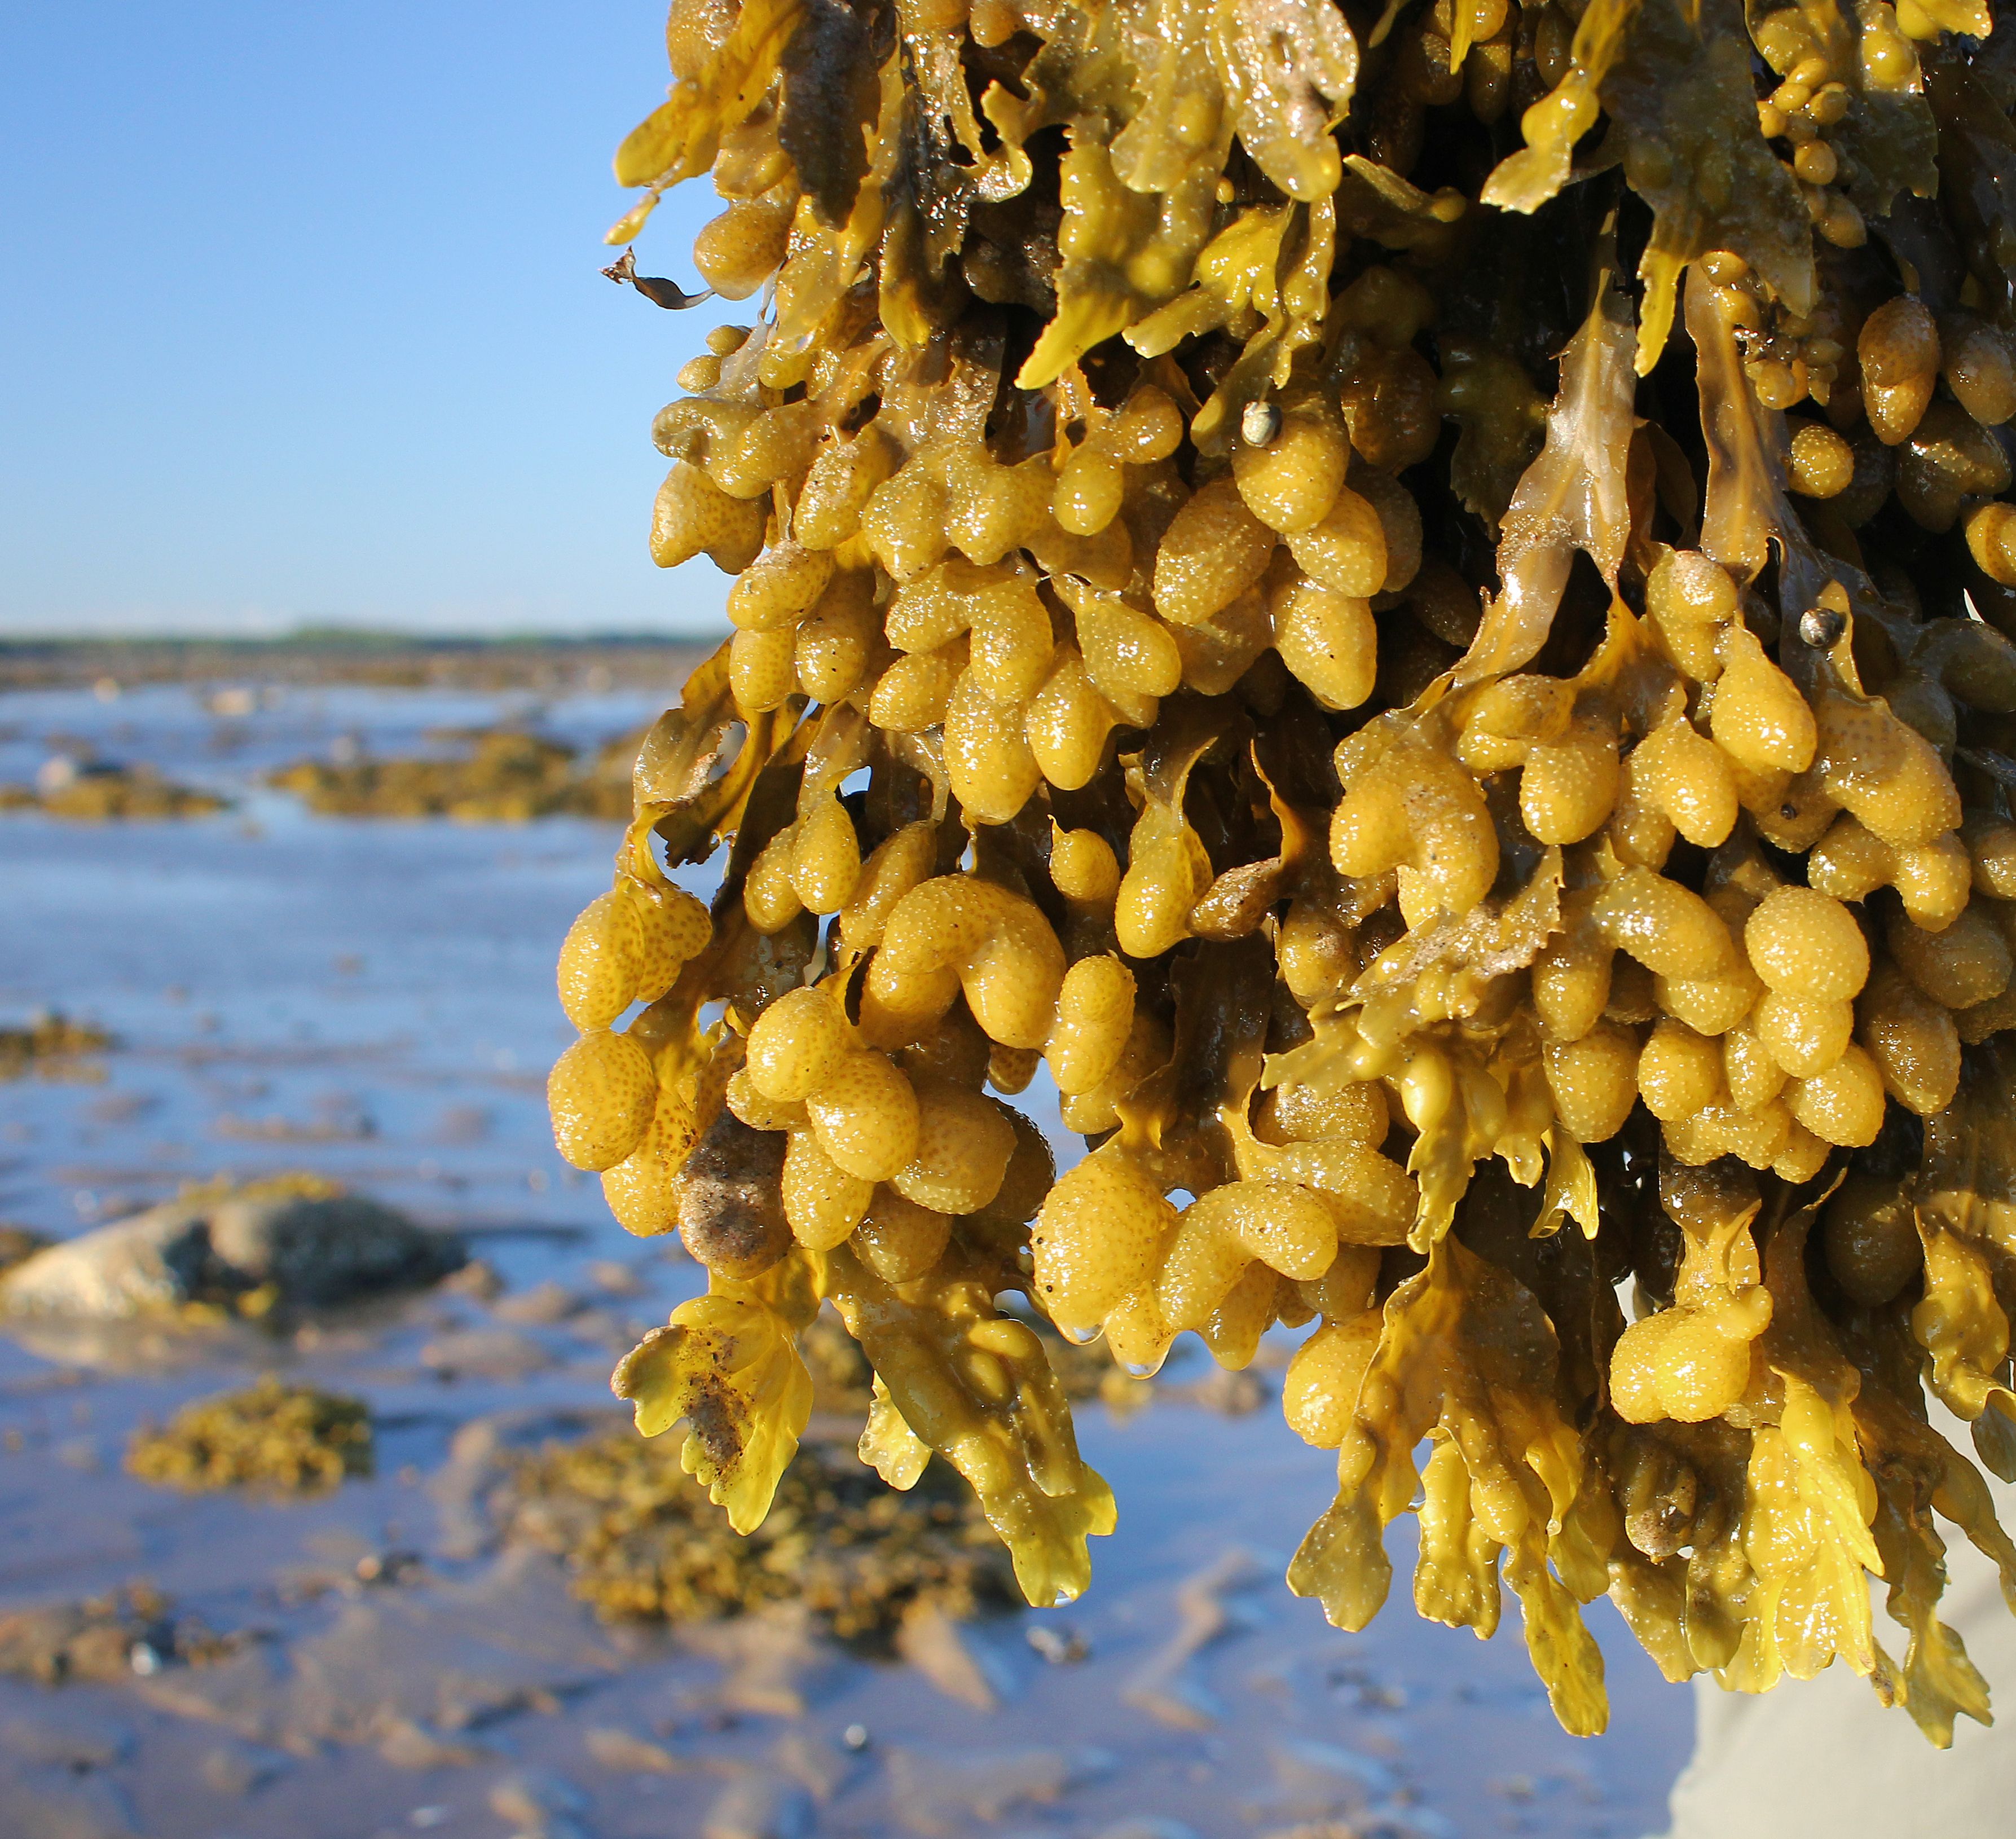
xmin=502 ymin=1428 xmax=1016 ymax=1643
xmin=0 ymin=1013 xmax=112 ymax=1082
xmin=269 ymin=728 xmax=643 ymax=821
xmin=126 ymin=1377 xmax=373 ymax=1493
xmin=496 ymin=1307 xmax=1146 ymax=1643
xmin=0 ymin=768 xmax=223 ymax=821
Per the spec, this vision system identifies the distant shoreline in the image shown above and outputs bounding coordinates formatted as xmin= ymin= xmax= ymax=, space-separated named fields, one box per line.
xmin=0 ymin=632 xmax=723 ymax=694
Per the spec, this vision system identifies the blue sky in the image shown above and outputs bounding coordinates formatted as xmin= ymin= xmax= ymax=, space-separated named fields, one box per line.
xmin=0 ymin=3 xmax=741 ymax=636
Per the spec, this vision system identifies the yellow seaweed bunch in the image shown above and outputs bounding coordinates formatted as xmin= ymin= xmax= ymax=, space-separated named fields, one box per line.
xmin=553 ymin=0 xmax=2016 ymax=1740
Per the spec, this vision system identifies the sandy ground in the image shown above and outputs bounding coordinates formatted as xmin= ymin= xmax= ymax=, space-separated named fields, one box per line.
xmin=0 ymin=676 xmax=1697 ymax=1839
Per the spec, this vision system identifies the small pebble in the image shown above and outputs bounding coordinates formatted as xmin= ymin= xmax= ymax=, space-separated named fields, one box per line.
xmin=355 ymin=1549 xmax=422 ymax=1586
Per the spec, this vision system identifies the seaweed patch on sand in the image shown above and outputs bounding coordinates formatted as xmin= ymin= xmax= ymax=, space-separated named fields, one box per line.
xmin=498 ymin=1429 xmax=1017 ymax=1646
xmin=0 ymin=1013 xmax=113 ymax=1083
xmin=126 ymin=1377 xmax=374 ymax=1494
xmin=0 ymin=762 xmax=225 ymax=821
xmin=268 ymin=727 xmax=645 ymax=822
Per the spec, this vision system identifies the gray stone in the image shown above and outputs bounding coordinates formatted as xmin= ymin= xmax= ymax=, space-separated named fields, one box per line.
xmin=0 ymin=1187 xmax=462 ymax=1319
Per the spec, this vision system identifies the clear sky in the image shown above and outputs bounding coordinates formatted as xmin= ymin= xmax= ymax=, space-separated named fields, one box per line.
xmin=0 ymin=2 xmax=743 ymax=637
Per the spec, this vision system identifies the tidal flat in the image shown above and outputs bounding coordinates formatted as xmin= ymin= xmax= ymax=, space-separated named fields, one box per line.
xmin=0 ymin=649 xmax=1691 ymax=1839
